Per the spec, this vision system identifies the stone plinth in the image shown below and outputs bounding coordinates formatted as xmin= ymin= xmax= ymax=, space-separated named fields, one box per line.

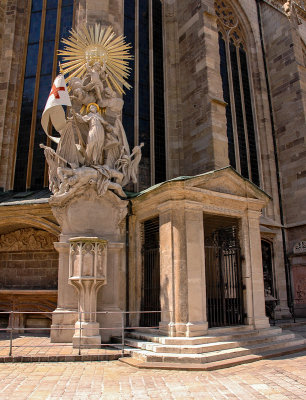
xmin=50 ymin=189 xmax=127 ymax=344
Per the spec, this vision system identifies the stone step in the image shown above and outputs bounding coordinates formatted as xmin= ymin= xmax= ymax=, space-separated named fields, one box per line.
xmin=120 ymin=344 xmax=306 ymax=371
xmin=130 ymin=336 xmax=306 ymax=364
xmin=124 ymin=331 xmax=296 ymax=354
xmin=126 ymin=327 xmax=283 ymax=346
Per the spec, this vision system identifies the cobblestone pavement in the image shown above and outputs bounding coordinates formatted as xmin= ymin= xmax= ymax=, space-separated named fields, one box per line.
xmin=0 ymin=351 xmax=305 ymax=399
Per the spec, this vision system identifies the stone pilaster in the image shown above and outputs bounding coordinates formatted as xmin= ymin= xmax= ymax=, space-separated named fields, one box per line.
xmin=159 ymin=200 xmax=207 ymax=337
xmin=242 ymin=210 xmax=270 ymax=329
xmin=185 ymin=204 xmax=208 ymax=335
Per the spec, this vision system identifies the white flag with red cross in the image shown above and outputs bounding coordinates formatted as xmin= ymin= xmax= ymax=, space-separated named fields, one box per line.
xmin=41 ymin=74 xmax=71 ymax=137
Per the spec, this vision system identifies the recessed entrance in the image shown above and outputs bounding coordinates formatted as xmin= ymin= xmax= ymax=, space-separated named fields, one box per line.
xmin=140 ymin=217 xmax=160 ymax=328
xmin=204 ymin=215 xmax=244 ymax=328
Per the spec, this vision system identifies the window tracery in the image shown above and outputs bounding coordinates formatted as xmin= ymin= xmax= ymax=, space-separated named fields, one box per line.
xmin=214 ymin=0 xmax=260 ymax=187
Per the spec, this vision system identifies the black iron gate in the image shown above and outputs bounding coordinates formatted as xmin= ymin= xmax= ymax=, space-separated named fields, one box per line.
xmin=140 ymin=217 xmax=160 ymax=327
xmin=205 ymin=224 xmax=244 ymax=327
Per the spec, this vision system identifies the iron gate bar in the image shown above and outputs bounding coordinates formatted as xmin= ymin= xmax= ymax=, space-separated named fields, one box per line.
xmin=141 ymin=217 xmax=161 ymax=327
xmin=205 ymin=221 xmax=244 ymax=328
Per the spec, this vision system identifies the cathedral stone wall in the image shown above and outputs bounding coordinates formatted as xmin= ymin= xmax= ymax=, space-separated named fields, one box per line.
xmin=261 ymin=2 xmax=306 ymax=248
xmin=0 ymin=0 xmax=29 ymax=191
xmin=0 ymin=228 xmax=58 ymax=290
xmin=0 ymin=250 xmax=58 ymax=290
xmin=169 ymin=0 xmax=229 ymax=176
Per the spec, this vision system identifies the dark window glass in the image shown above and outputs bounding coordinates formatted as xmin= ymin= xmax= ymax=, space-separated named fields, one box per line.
xmin=32 ymin=0 xmax=43 ymax=13
xmin=44 ymin=8 xmax=57 ymax=41
xmin=14 ymin=77 xmax=36 ymax=191
xmin=219 ymin=33 xmax=236 ymax=169
xmin=40 ymin=40 xmax=55 ymax=75
xmin=138 ymin=0 xmax=151 ymax=189
xmin=123 ymin=0 xmax=135 ymax=148
xmin=14 ymin=2 xmax=74 ymax=191
xmin=152 ymin=0 xmax=166 ymax=184
xmin=47 ymin=0 xmax=58 ymax=10
xmin=59 ymin=4 xmax=74 ymax=42
xmin=28 ymin=11 xmax=42 ymax=44
xmin=240 ymin=48 xmax=260 ymax=186
xmin=24 ymin=44 xmax=40 ymax=77
xmin=230 ymin=41 xmax=249 ymax=179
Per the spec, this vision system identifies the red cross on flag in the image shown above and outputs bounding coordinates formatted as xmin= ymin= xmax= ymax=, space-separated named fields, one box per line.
xmin=41 ymin=74 xmax=71 ymax=137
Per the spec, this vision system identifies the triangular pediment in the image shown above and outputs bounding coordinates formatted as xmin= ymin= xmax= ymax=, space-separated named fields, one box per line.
xmin=184 ymin=167 xmax=270 ymax=201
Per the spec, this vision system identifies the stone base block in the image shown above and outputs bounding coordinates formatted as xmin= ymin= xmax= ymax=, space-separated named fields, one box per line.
xmin=72 ymin=322 xmax=101 ymax=348
xmin=50 ymin=324 xmax=75 ymax=343
xmin=253 ymin=316 xmax=270 ymax=329
xmin=72 ymin=335 xmax=101 ymax=349
xmin=274 ymin=305 xmax=292 ymax=319
xmin=159 ymin=321 xmax=208 ymax=337
xmin=50 ymin=308 xmax=78 ymax=343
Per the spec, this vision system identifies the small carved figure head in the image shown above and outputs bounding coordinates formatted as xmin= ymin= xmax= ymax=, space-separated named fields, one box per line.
xmin=86 ymin=102 xmax=100 ymax=114
xmin=93 ymin=61 xmax=101 ymax=71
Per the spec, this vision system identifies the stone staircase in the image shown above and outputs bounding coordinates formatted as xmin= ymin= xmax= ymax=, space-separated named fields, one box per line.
xmin=119 ymin=325 xmax=306 ymax=370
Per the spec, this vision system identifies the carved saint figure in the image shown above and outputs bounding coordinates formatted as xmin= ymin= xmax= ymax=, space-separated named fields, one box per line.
xmin=84 ymin=61 xmax=108 ymax=104
xmin=74 ymin=103 xmax=111 ymax=165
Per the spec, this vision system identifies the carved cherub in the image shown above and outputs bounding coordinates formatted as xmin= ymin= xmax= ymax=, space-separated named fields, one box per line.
xmin=69 ymin=77 xmax=95 ymax=106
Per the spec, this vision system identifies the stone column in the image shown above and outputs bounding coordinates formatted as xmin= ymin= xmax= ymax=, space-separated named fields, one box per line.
xmin=50 ymin=241 xmax=78 ymax=343
xmin=159 ymin=201 xmax=208 ymax=337
xmin=242 ymin=210 xmax=270 ymax=329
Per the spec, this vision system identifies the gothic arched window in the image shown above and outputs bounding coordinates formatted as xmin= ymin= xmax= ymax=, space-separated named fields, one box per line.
xmin=14 ymin=0 xmax=74 ymax=191
xmin=123 ymin=0 xmax=166 ymax=190
xmin=215 ymin=0 xmax=260 ymax=186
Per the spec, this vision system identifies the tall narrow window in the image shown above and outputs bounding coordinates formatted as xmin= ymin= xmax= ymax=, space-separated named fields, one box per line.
xmin=123 ymin=0 xmax=166 ymax=191
xmin=215 ymin=0 xmax=260 ymax=187
xmin=14 ymin=0 xmax=74 ymax=191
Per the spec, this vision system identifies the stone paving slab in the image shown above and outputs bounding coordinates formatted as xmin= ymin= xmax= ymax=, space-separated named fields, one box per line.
xmin=0 ymin=351 xmax=305 ymax=399
xmin=0 ymin=333 xmax=123 ymax=362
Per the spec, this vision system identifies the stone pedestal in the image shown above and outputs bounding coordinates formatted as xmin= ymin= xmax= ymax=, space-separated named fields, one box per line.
xmin=69 ymin=237 xmax=107 ymax=348
xmin=50 ymin=189 xmax=128 ymax=344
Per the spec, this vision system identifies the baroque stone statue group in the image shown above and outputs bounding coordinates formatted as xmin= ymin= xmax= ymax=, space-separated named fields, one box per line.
xmin=41 ymin=59 xmax=142 ymax=206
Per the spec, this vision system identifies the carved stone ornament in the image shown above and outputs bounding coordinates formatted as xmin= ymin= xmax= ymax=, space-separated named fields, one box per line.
xmin=293 ymin=241 xmax=306 ymax=254
xmin=68 ymin=237 xmax=107 ymax=348
xmin=0 ymin=228 xmax=57 ymax=252
xmin=40 ymin=24 xmax=143 ymax=206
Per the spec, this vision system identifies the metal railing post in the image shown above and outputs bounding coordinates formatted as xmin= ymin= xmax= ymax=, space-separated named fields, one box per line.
xmin=9 ymin=311 xmax=13 ymax=357
xmin=121 ymin=312 xmax=125 ymax=358
xmin=78 ymin=311 xmax=82 ymax=356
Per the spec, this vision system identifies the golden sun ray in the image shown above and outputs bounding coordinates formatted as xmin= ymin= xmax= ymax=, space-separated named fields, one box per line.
xmin=58 ymin=23 xmax=132 ymax=94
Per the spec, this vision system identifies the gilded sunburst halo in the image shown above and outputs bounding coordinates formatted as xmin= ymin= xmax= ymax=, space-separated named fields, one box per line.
xmin=58 ymin=24 xmax=132 ymax=95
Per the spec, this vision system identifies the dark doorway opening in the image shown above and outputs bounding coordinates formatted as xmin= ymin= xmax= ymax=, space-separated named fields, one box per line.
xmin=204 ymin=215 xmax=244 ymax=328
xmin=261 ymin=239 xmax=277 ymax=319
xmin=140 ymin=217 xmax=161 ymax=328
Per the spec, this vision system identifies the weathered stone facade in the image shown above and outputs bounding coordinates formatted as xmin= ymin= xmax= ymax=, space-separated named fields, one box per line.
xmin=0 ymin=0 xmax=305 ymax=330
